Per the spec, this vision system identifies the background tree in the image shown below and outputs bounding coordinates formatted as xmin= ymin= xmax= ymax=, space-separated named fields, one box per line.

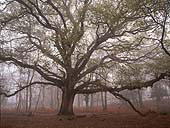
xmin=150 ymin=85 xmax=169 ymax=110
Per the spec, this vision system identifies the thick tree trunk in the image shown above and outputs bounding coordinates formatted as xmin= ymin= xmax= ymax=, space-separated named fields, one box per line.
xmin=58 ymin=89 xmax=75 ymax=115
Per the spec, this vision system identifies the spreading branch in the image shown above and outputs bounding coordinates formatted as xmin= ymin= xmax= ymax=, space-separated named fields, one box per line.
xmin=110 ymin=92 xmax=146 ymax=116
xmin=0 ymin=55 xmax=63 ymax=88
xmin=0 ymin=81 xmax=55 ymax=97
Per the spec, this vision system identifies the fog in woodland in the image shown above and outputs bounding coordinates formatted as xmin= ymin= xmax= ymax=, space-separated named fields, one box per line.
xmin=0 ymin=0 xmax=170 ymax=128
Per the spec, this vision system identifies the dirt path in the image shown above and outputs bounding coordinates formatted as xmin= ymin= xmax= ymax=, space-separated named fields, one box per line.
xmin=1 ymin=112 xmax=170 ymax=128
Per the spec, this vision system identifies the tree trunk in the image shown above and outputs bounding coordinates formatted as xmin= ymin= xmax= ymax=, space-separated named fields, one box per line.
xmin=17 ymin=90 xmax=22 ymax=112
xmin=101 ymin=92 xmax=105 ymax=110
xmin=58 ymin=89 xmax=75 ymax=115
xmin=42 ymin=86 xmax=45 ymax=108
xmin=90 ymin=94 xmax=93 ymax=108
xmin=25 ymin=88 xmax=29 ymax=112
xmin=50 ymin=87 xmax=54 ymax=109
xmin=84 ymin=94 xmax=89 ymax=109
xmin=104 ymin=91 xmax=107 ymax=110
xmin=33 ymin=88 xmax=41 ymax=114
xmin=77 ymin=94 xmax=81 ymax=108
xmin=137 ymin=90 xmax=143 ymax=108
xmin=28 ymin=86 xmax=32 ymax=112
xmin=56 ymin=87 xmax=60 ymax=110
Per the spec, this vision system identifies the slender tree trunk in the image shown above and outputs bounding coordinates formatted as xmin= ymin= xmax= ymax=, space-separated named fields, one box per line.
xmin=96 ymin=93 xmax=99 ymax=107
xmin=58 ymin=88 xmax=75 ymax=115
xmin=28 ymin=86 xmax=32 ymax=112
xmin=104 ymin=91 xmax=107 ymax=110
xmin=50 ymin=87 xmax=54 ymax=109
xmin=42 ymin=86 xmax=45 ymax=108
xmin=25 ymin=88 xmax=29 ymax=112
xmin=90 ymin=94 xmax=93 ymax=108
xmin=25 ymin=70 xmax=31 ymax=112
xmin=77 ymin=94 xmax=81 ymax=108
xmin=155 ymin=86 xmax=161 ymax=111
xmin=101 ymin=91 xmax=107 ymax=110
xmin=15 ymin=93 xmax=18 ymax=111
xmin=28 ymin=70 xmax=34 ymax=113
xmin=137 ymin=90 xmax=143 ymax=108
xmin=34 ymin=88 xmax=41 ymax=113
xmin=17 ymin=90 xmax=22 ymax=112
xmin=55 ymin=87 xmax=60 ymax=110
xmin=101 ymin=92 xmax=105 ymax=110
xmin=84 ymin=94 xmax=89 ymax=109
xmin=54 ymin=87 xmax=57 ymax=109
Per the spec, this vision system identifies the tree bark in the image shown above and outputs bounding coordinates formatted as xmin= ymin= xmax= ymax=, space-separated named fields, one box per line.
xmin=58 ymin=88 xmax=75 ymax=115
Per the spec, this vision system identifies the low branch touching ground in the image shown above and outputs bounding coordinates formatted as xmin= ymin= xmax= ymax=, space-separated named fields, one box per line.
xmin=110 ymin=92 xmax=146 ymax=116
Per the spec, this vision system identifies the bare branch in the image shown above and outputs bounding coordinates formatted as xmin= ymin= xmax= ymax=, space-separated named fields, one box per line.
xmin=159 ymin=11 xmax=170 ymax=56
xmin=0 ymin=81 xmax=55 ymax=97
xmin=0 ymin=55 xmax=63 ymax=87
xmin=15 ymin=0 xmax=57 ymax=31
xmin=46 ymin=0 xmax=67 ymax=29
xmin=27 ymin=35 xmax=65 ymax=68
xmin=111 ymin=92 xmax=146 ymax=116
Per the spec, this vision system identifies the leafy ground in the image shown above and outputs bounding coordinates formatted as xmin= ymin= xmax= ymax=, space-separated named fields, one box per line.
xmin=1 ymin=109 xmax=170 ymax=128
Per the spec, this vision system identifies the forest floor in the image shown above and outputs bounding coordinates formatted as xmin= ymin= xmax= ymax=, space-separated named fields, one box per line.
xmin=1 ymin=108 xmax=170 ymax=128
